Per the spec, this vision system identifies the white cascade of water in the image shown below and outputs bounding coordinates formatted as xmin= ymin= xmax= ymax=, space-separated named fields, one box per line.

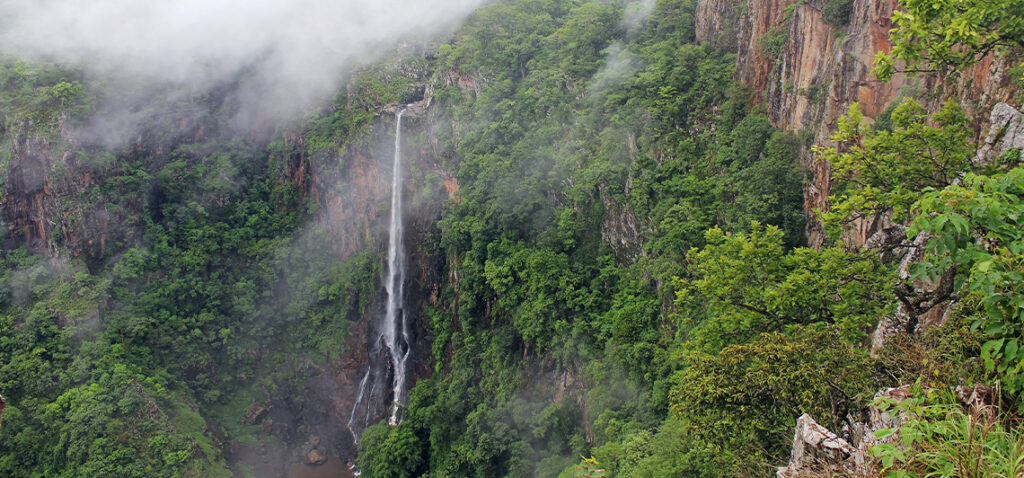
xmin=383 ymin=108 xmax=410 ymax=425
xmin=346 ymin=109 xmax=411 ymax=443
xmin=346 ymin=369 xmax=370 ymax=443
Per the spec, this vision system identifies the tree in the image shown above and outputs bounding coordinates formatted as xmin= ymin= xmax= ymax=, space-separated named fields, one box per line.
xmin=674 ymin=223 xmax=894 ymax=349
xmin=357 ymin=422 xmax=426 ymax=478
xmin=669 ymin=327 xmax=875 ymax=477
xmin=873 ymin=0 xmax=1024 ymax=81
xmin=817 ymin=98 xmax=974 ymax=235
xmin=911 ymin=167 xmax=1024 ymax=398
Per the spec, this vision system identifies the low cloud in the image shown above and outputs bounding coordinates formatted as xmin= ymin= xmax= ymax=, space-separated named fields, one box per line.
xmin=621 ymin=0 xmax=656 ymax=34
xmin=0 ymin=0 xmax=487 ymax=124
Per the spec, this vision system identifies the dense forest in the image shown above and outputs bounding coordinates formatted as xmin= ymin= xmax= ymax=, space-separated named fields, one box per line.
xmin=0 ymin=0 xmax=1022 ymax=477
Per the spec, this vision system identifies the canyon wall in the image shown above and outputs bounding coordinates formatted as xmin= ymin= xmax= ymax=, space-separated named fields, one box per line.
xmin=698 ymin=0 xmax=1019 ymax=247
xmin=0 ymin=68 xmax=457 ymax=470
xmin=1 ymin=106 xmax=210 ymax=268
xmin=696 ymin=2 xmax=1020 ymax=472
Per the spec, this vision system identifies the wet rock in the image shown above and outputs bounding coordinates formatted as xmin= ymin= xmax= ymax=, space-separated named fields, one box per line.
xmin=975 ymin=102 xmax=1024 ymax=164
xmin=204 ymin=417 xmax=226 ymax=445
xmin=695 ymin=0 xmax=740 ymax=49
xmin=777 ymin=414 xmax=857 ymax=477
xmin=243 ymin=402 xmax=270 ymax=425
xmin=778 ymin=385 xmax=913 ymax=477
xmin=302 ymin=436 xmax=329 ymax=466
xmin=306 ymin=449 xmax=327 ymax=466
xmin=382 ymin=82 xmax=432 ymax=118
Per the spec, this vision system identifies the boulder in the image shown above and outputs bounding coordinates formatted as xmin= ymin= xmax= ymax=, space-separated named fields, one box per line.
xmin=242 ymin=401 xmax=270 ymax=425
xmin=777 ymin=414 xmax=857 ymax=477
xmin=305 ymin=449 xmax=327 ymax=466
xmin=778 ymin=385 xmax=913 ymax=477
xmin=975 ymin=102 xmax=1024 ymax=165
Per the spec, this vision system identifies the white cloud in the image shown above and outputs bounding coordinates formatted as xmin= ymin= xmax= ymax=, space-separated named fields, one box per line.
xmin=0 ymin=0 xmax=487 ymax=121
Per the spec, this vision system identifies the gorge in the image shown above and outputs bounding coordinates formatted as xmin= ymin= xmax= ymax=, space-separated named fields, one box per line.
xmin=0 ymin=0 xmax=1021 ymax=477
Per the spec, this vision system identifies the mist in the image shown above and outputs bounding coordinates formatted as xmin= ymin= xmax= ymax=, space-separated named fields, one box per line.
xmin=621 ymin=0 xmax=656 ymax=34
xmin=0 ymin=0 xmax=488 ymax=126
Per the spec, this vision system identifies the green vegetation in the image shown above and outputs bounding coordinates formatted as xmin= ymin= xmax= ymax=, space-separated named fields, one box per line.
xmin=826 ymin=0 xmax=1024 ymax=474
xmin=0 ymin=0 xmax=1021 ymax=476
xmin=818 ymin=98 xmax=975 ymax=233
xmin=871 ymin=384 xmax=1024 ymax=478
xmin=913 ymin=169 xmax=1024 ymax=398
xmin=873 ymin=0 xmax=1024 ymax=82
xmin=0 ymin=60 xmax=380 ymax=475
xmin=671 ymin=327 xmax=874 ymax=476
xmin=821 ymin=0 xmax=853 ymax=28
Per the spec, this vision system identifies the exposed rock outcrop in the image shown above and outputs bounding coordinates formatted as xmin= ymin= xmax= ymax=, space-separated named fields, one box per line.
xmin=302 ymin=436 xmax=329 ymax=466
xmin=0 ymin=88 xmax=230 ymax=265
xmin=975 ymin=102 xmax=1024 ymax=164
xmin=777 ymin=414 xmax=858 ymax=477
xmin=697 ymin=0 xmax=1019 ymax=248
xmin=695 ymin=0 xmax=740 ymax=50
xmin=778 ymin=385 xmax=911 ymax=477
xmin=867 ymin=102 xmax=1024 ymax=351
xmin=293 ymin=67 xmax=464 ymax=460
xmin=868 ymin=229 xmax=955 ymax=352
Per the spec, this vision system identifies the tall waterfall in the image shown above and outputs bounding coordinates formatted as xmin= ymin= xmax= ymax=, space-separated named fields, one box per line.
xmin=347 ymin=109 xmax=411 ymax=443
xmin=383 ymin=109 xmax=410 ymax=425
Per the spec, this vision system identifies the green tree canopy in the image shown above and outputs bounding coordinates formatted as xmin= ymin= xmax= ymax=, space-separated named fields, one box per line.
xmin=675 ymin=223 xmax=894 ymax=349
xmin=874 ymin=0 xmax=1024 ymax=81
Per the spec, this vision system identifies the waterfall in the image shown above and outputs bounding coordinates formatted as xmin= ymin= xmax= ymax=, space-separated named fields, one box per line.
xmin=383 ymin=108 xmax=410 ymax=425
xmin=347 ymin=109 xmax=411 ymax=443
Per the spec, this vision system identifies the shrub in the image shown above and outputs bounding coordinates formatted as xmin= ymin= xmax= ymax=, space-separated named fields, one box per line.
xmin=821 ymin=0 xmax=854 ymax=28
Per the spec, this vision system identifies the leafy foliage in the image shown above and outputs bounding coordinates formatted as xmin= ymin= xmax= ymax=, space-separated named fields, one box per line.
xmin=871 ymin=384 xmax=1024 ymax=478
xmin=821 ymin=0 xmax=854 ymax=28
xmin=675 ymin=223 xmax=893 ymax=348
xmin=818 ymin=98 xmax=974 ymax=234
xmin=357 ymin=421 xmax=427 ymax=478
xmin=670 ymin=327 xmax=875 ymax=476
xmin=911 ymin=167 xmax=1024 ymax=398
xmin=0 ymin=56 xmax=379 ymax=475
xmin=4 ymin=0 xmax=1018 ymax=476
xmin=874 ymin=0 xmax=1024 ymax=81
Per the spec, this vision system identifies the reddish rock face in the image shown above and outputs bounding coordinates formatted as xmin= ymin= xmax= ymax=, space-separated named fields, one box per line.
xmin=697 ymin=0 xmax=1018 ymax=248
xmin=1 ymin=102 xmax=215 ymax=265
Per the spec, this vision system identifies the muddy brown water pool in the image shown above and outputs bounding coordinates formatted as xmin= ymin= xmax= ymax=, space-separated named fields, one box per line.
xmin=286 ymin=456 xmax=355 ymax=478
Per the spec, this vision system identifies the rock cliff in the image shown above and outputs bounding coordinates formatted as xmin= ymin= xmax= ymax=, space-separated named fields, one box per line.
xmin=696 ymin=1 xmax=1020 ymax=474
xmin=0 ymin=65 xmax=456 ymax=470
xmin=1 ymin=107 xmax=210 ymax=267
xmin=697 ymin=0 xmax=1018 ymax=247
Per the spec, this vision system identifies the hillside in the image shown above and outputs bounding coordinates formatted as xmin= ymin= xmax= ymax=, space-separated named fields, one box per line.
xmin=0 ymin=0 xmax=1021 ymax=477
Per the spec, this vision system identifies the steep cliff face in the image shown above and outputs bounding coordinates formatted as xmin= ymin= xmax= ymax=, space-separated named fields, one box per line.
xmin=0 ymin=66 xmax=458 ymax=471
xmin=0 ymin=99 xmax=225 ymax=267
xmin=284 ymin=70 xmax=464 ymax=464
xmin=697 ymin=0 xmax=1019 ymax=247
xmin=1 ymin=126 xmax=134 ymax=265
xmin=692 ymin=2 xmax=1020 ymax=473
